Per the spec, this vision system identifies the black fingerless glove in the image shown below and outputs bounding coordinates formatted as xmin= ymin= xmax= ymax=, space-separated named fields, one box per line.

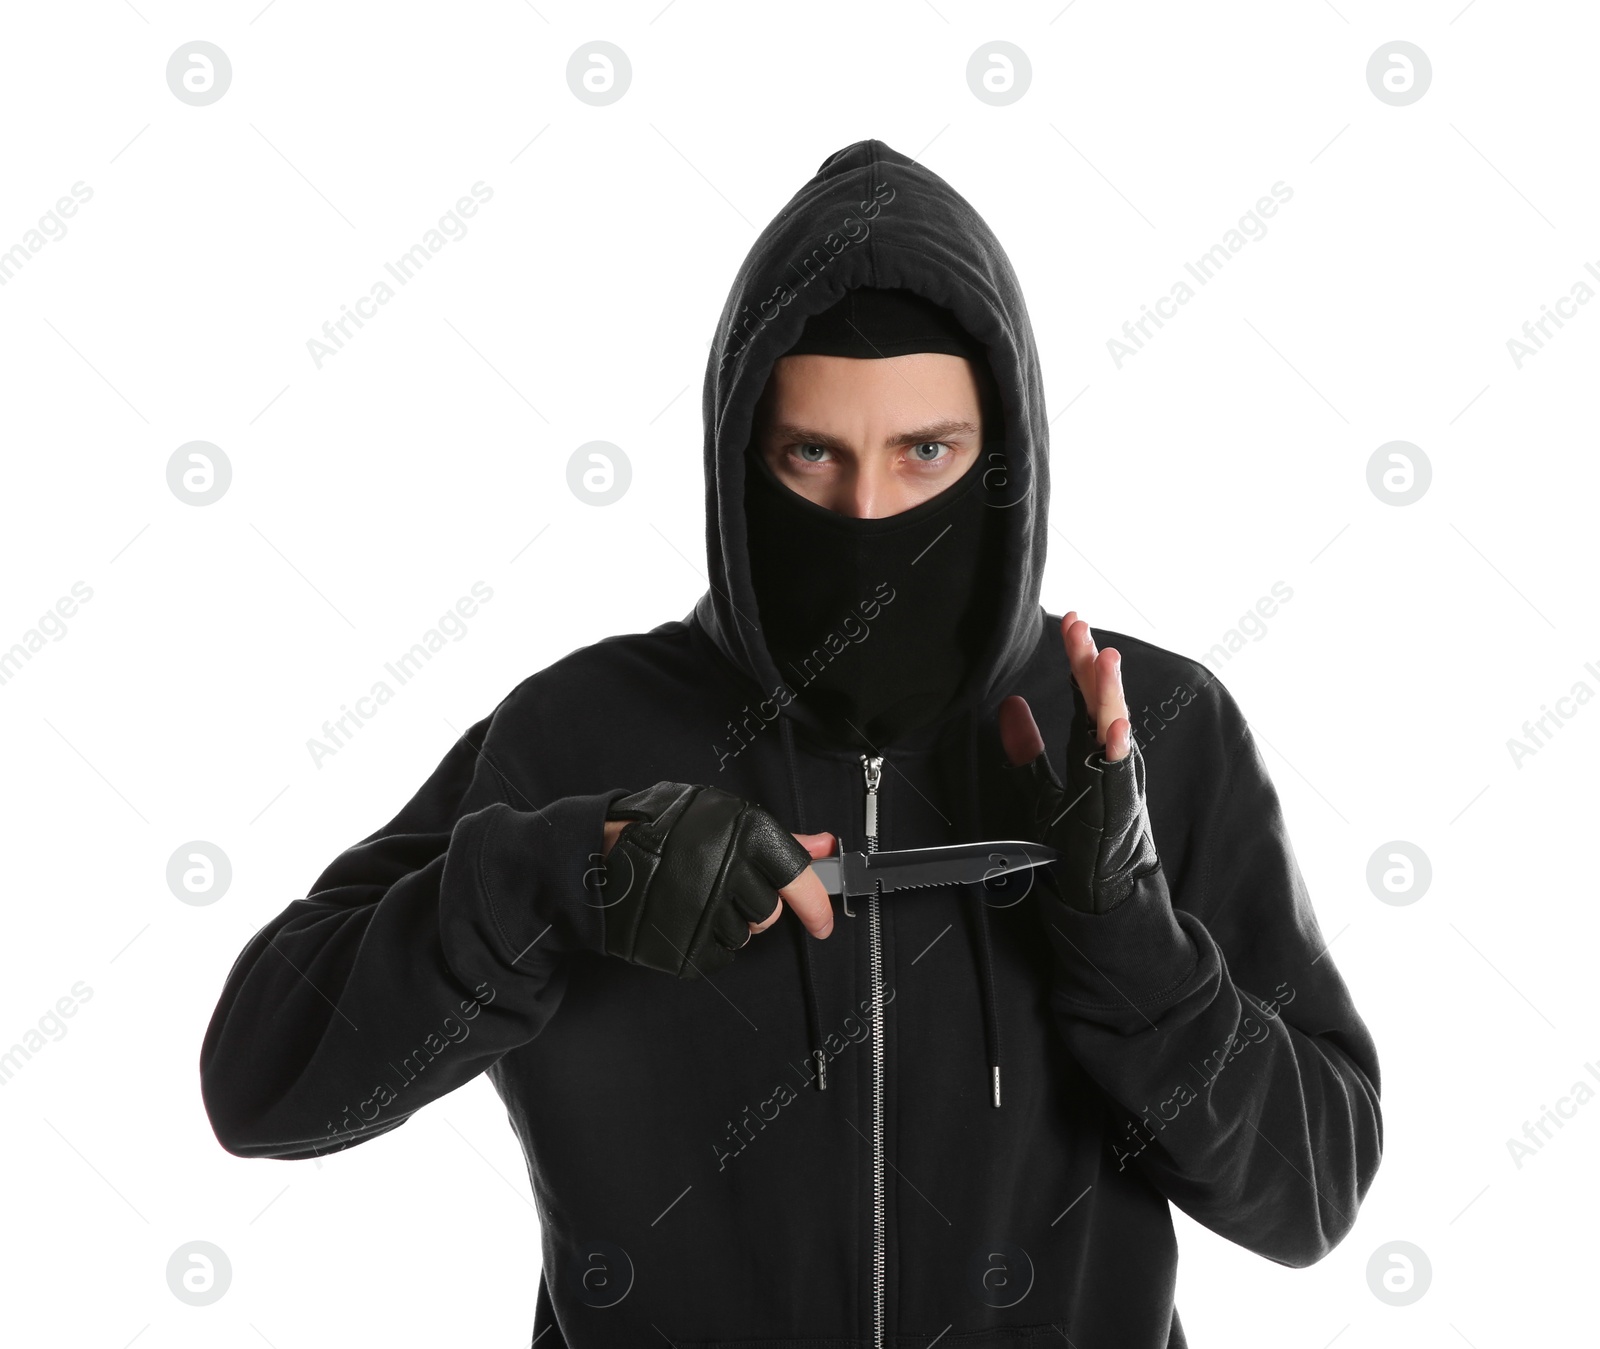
xmin=1006 ymin=686 xmax=1162 ymax=916
xmin=598 ymin=782 xmax=814 ymax=979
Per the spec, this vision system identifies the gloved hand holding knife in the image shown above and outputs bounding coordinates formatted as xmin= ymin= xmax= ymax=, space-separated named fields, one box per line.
xmin=595 ymin=784 xmax=836 ymax=980
xmin=596 ymin=782 xmax=1059 ymax=980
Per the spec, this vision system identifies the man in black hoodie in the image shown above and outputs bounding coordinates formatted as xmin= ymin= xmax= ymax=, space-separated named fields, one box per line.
xmin=201 ymin=140 xmax=1382 ymax=1348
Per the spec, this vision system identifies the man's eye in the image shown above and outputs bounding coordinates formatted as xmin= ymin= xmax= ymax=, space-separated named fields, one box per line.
xmin=794 ymin=444 xmax=831 ymax=464
xmin=909 ymin=442 xmax=950 ymax=463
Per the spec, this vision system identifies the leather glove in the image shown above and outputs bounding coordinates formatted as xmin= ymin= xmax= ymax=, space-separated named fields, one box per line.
xmin=1005 ymin=682 xmax=1162 ymax=916
xmin=598 ymin=782 xmax=813 ymax=979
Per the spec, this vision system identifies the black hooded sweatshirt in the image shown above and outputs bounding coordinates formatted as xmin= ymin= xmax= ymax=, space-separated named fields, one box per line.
xmin=199 ymin=139 xmax=1383 ymax=1348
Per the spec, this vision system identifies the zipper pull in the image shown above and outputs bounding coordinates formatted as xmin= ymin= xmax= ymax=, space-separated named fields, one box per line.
xmin=844 ymin=754 xmax=884 ymax=919
xmin=861 ymin=753 xmax=883 ymax=847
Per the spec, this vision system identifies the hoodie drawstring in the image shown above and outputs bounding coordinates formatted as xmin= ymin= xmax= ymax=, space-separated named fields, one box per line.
xmin=780 ymin=714 xmax=829 ymax=1091
xmin=776 ymin=710 xmax=1002 ymax=1107
xmin=963 ymin=713 xmax=1003 ymax=1108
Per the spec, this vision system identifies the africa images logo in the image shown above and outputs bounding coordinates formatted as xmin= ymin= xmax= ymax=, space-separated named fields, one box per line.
xmin=716 ymin=178 xmax=897 ymax=375
xmin=711 ymin=581 xmax=896 ymax=770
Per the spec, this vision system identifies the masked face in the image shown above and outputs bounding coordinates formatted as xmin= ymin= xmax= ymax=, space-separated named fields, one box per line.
xmin=752 ymin=351 xmax=987 ymax=518
xmin=743 ymin=352 xmax=1007 ymax=747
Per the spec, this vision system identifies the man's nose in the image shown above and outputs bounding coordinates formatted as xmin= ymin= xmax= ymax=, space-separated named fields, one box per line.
xmin=842 ymin=457 xmax=897 ymax=519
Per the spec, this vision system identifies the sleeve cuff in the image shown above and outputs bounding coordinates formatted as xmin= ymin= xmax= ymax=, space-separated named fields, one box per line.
xmin=1042 ymin=866 xmax=1200 ymax=1017
xmin=445 ymin=789 xmax=634 ymax=973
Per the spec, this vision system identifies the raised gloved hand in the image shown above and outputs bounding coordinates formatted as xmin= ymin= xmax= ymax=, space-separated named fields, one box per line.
xmin=999 ymin=613 xmax=1161 ymax=916
xmin=597 ymin=782 xmax=830 ymax=979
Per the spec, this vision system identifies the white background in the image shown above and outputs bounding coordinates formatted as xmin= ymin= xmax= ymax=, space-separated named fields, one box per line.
xmin=1 ymin=2 xmax=1595 ymax=1345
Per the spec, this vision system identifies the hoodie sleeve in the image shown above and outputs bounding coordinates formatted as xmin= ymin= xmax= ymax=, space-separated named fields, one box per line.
xmin=1042 ymin=680 xmax=1383 ymax=1268
xmin=199 ymin=693 xmax=627 ymax=1161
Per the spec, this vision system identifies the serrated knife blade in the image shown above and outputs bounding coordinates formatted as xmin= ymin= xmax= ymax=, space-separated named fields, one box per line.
xmin=809 ymin=839 xmax=1057 ymax=900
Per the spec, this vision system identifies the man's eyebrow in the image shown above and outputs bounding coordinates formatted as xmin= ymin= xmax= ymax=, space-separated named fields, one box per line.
xmin=768 ymin=418 xmax=980 ymax=450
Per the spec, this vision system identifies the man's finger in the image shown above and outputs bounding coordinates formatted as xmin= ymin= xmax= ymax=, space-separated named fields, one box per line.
xmin=1096 ymin=648 xmax=1130 ymax=755
xmin=778 ymin=862 xmax=834 ymax=939
xmin=748 ymin=897 xmax=784 ymax=935
xmin=795 ymin=831 xmax=837 ymax=860
xmin=749 ymin=831 xmax=836 ymax=939
xmin=1063 ymin=612 xmax=1099 ymax=710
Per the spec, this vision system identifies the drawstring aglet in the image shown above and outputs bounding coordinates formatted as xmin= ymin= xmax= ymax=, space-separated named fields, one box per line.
xmin=991 ymin=1065 xmax=1002 ymax=1109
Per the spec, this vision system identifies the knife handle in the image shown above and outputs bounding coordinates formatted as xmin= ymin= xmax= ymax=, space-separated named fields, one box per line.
xmin=810 ymin=855 xmax=842 ymax=897
xmin=809 ymin=851 xmax=873 ymax=899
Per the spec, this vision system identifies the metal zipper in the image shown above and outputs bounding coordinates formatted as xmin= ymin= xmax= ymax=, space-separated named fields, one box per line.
xmin=861 ymin=752 xmax=886 ymax=1349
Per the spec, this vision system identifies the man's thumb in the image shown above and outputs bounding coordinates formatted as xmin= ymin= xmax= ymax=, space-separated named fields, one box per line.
xmin=999 ymin=695 xmax=1046 ymax=767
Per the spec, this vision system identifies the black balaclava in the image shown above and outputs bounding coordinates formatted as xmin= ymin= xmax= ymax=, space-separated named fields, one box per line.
xmin=744 ymin=286 xmax=1007 ymax=747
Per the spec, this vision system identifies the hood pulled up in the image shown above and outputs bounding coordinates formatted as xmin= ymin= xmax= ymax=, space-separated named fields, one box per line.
xmin=692 ymin=138 xmax=1051 ymax=749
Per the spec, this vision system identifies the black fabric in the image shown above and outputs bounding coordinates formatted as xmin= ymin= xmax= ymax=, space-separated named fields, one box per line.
xmin=199 ymin=139 xmax=1383 ymax=1349
xmin=743 ymin=443 xmax=1006 ymax=746
xmin=783 ymin=284 xmax=989 ymax=362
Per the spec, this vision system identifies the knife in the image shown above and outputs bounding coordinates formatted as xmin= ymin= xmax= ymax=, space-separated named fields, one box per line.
xmin=809 ymin=839 xmax=1057 ymax=900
